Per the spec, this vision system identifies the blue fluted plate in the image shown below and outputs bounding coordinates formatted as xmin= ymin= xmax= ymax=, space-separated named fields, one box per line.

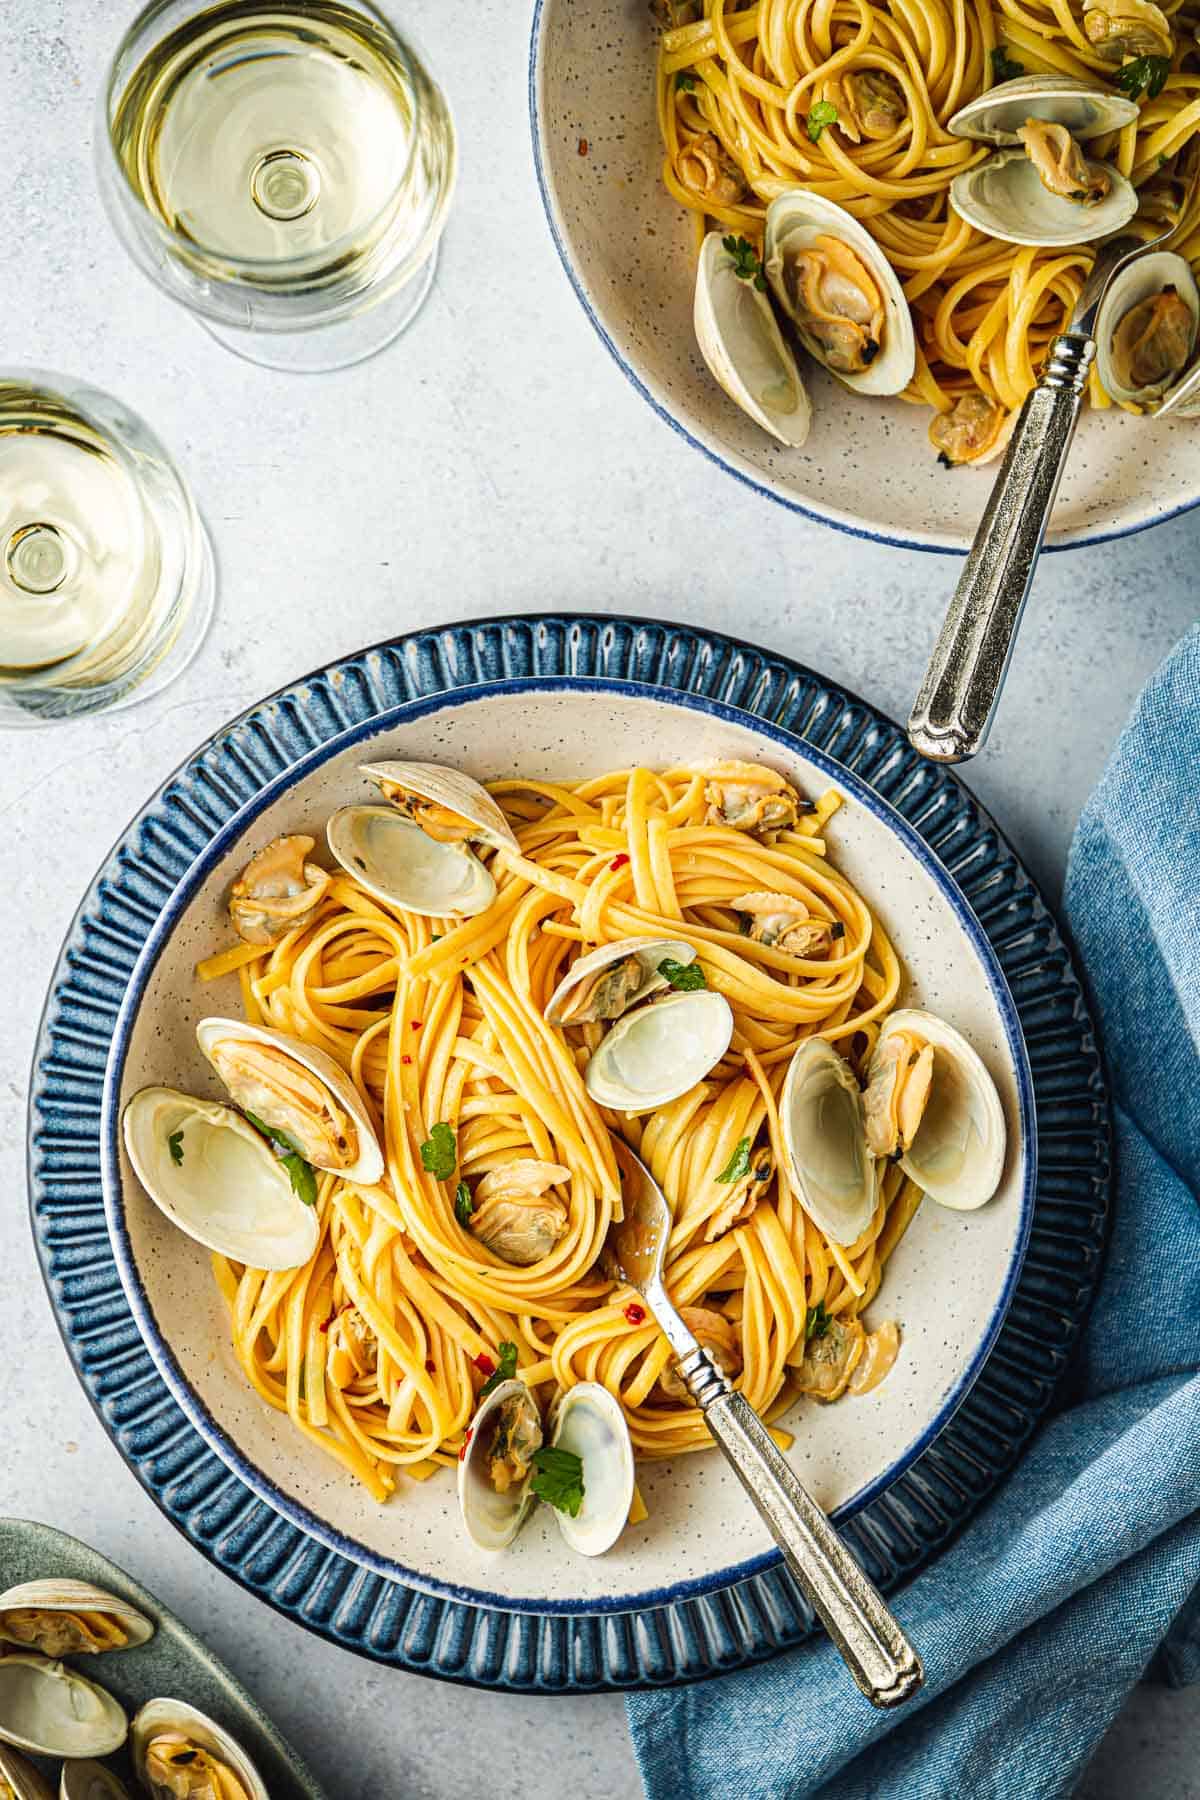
xmin=29 ymin=614 xmax=1111 ymax=1690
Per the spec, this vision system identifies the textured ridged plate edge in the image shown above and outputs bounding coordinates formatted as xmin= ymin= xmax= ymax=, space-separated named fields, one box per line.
xmin=27 ymin=613 xmax=1112 ymax=1691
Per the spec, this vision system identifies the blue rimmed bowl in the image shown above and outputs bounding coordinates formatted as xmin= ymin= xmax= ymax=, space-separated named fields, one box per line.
xmin=529 ymin=0 xmax=1200 ymax=553
xmin=29 ymin=615 xmax=1111 ymax=1688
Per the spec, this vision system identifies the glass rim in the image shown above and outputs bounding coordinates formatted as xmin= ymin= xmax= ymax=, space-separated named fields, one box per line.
xmin=98 ymin=0 xmax=430 ymax=280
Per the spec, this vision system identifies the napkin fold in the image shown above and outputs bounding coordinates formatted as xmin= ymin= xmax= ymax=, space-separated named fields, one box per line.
xmin=626 ymin=626 xmax=1200 ymax=1800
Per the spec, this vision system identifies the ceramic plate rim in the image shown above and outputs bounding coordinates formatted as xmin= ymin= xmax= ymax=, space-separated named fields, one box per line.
xmin=527 ymin=0 xmax=1200 ymax=555
xmin=98 ymin=671 xmax=1035 ymax=1618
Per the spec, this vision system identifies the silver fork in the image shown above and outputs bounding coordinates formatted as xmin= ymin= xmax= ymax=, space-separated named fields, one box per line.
xmin=607 ymin=1135 xmax=924 ymax=1708
xmin=908 ymin=221 xmax=1176 ymax=764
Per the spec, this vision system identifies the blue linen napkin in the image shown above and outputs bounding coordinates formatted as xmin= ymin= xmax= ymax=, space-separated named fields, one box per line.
xmin=626 ymin=626 xmax=1200 ymax=1800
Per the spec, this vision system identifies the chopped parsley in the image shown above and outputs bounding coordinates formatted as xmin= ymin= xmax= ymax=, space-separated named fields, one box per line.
xmin=530 ymin=1445 xmax=586 ymax=1517
xmin=722 ymin=234 xmax=768 ymax=292
xmin=454 ymin=1180 xmax=474 ymax=1226
xmin=167 ymin=1129 xmax=185 ymax=1167
xmin=806 ymin=100 xmax=839 ymax=142
xmin=1116 ymin=55 xmax=1170 ymax=100
xmin=990 ymin=46 xmax=1024 ymax=83
xmin=805 ymin=1300 xmax=833 ymax=1343
xmin=717 ymin=1137 xmax=752 ymax=1184
xmin=658 ymin=957 xmax=707 ymax=991
xmin=420 ymin=1121 xmax=457 ymax=1181
xmin=479 ymin=1341 xmax=519 ymax=1399
xmin=675 ymin=70 xmax=698 ymax=92
xmin=244 ymin=1110 xmax=317 ymax=1206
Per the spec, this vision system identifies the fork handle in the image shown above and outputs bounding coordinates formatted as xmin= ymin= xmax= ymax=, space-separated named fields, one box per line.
xmin=907 ymin=332 xmax=1095 ymax=764
xmin=679 ymin=1349 xmax=923 ymax=1708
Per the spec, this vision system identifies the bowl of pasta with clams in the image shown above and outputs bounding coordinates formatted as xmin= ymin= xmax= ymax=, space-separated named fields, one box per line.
xmin=97 ymin=653 xmax=1038 ymax=1618
xmin=530 ymin=0 xmax=1200 ymax=551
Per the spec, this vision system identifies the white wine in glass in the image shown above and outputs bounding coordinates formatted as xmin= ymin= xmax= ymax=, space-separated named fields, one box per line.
xmin=99 ymin=0 xmax=457 ymax=372
xmin=0 ymin=374 xmax=214 ymax=726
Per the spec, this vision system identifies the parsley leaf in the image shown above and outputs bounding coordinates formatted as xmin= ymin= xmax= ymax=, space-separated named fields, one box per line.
xmin=806 ymin=99 xmax=839 ymax=142
xmin=717 ymin=1137 xmax=752 ymax=1184
xmin=805 ymin=1300 xmax=833 ymax=1343
xmin=1116 ymin=55 xmax=1170 ymax=100
xmin=675 ymin=70 xmax=698 ymax=92
xmin=420 ymin=1121 xmax=457 ymax=1181
xmin=721 ymin=234 xmax=768 ymax=293
xmin=990 ymin=45 xmax=1024 ymax=83
xmin=658 ymin=957 xmax=707 ymax=991
xmin=454 ymin=1180 xmax=474 ymax=1227
xmin=167 ymin=1129 xmax=185 ymax=1167
xmin=530 ymin=1445 xmax=586 ymax=1517
xmin=244 ymin=1110 xmax=318 ymax=1206
xmin=479 ymin=1341 xmax=519 ymax=1399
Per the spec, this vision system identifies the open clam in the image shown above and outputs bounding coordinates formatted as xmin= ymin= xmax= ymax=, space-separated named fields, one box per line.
xmin=780 ymin=1038 xmax=877 ymax=1247
xmin=864 ymin=1010 xmax=1005 ymax=1211
xmin=0 ymin=1581 xmax=152 ymax=1659
xmin=0 ymin=1658 xmax=126 ymax=1759
xmin=459 ymin=1379 xmax=634 ymax=1558
xmin=132 ymin=1699 xmax=267 ymax=1800
xmin=196 ymin=1017 xmax=384 ymax=1184
xmin=122 ymin=1088 xmax=320 ymax=1270
xmin=359 ymin=760 xmax=519 ymax=852
xmin=1096 ymin=252 xmax=1200 ymax=408
xmin=948 ymin=76 xmax=1138 ymax=247
xmin=694 ymin=230 xmax=813 ymax=447
xmin=0 ymin=1747 xmax=55 ymax=1800
xmin=764 ymin=191 xmax=916 ymax=397
xmin=583 ymin=989 xmax=735 ymax=1114
xmin=545 ymin=937 xmax=698 ymax=1027
xmin=59 ymin=1766 xmax=130 ymax=1800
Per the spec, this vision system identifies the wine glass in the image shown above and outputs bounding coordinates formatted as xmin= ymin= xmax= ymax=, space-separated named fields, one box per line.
xmin=96 ymin=0 xmax=458 ymax=373
xmin=0 ymin=371 xmax=215 ymax=727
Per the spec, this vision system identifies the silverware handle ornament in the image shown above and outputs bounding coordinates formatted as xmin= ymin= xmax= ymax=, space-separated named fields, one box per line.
xmin=677 ymin=1344 xmax=924 ymax=1708
xmin=908 ymin=331 xmax=1095 ymax=764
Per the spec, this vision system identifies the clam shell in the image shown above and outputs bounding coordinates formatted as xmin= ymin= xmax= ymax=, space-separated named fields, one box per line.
xmin=694 ymin=231 xmax=812 ymax=446
xmin=544 ymin=936 xmax=697 ymax=1027
xmin=121 ymin=1087 xmax=320 ymax=1271
xmin=59 ymin=1764 xmax=131 ymax=1800
xmin=196 ymin=1017 xmax=384 ymax=1184
xmin=584 ymin=990 xmax=735 ymax=1114
xmin=764 ymin=190 xmax=916 ymax=396
xmin=0 ymin=1581 xmax=152 ymax=1656
xmin=876 ymin=1010 xmax=1005 ymax=1210
xmin=947 ymin=74 xmax=1138 ymax=145
xmin=0 ymin=1746 xmax=55 ymax=1800
xmin=0 ymin=1658 xmax=126 ymax=1759
xmin=780 ymin=1037 xmax=876 ymax=1246
xmin=131 ymin=1699 xmax=268 ymax=1800
xmin=550 ymin=1383 xmax=635 ymax=1558
xmin=949 ymin=148 xmax=1138 ymax=248
xmin=326 ymin=806 xmax=497 ymax=917
xmin=1095 ymin=252 xmax=1200 ymax=407
xmin=360 ymin=760 xmax=520 ymax=853
xmin=458 ymin=1379 xmax=540 ymax=1550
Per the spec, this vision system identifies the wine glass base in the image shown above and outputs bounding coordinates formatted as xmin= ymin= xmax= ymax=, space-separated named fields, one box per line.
xmin=200 ymin=244 xmax=440 ymax=373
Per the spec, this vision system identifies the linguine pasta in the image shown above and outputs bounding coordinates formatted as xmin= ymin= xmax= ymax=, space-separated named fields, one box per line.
xmin=657 ymin=0 xmax=1200 ymax=428
xmin=200 ymin=766 xmax=921 ymax=1504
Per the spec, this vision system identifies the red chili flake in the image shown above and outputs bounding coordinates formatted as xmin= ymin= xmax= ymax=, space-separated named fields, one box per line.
xmin=578 ymin=137 xmax=589 ymax=156
xmin=624 ymin=1303 xmax=646 ymax=1325
xmin=473 ymin=1352 xmax=496 ymax=1377
xmin=411 ymin=1020 xmax=423 ymax=1030
xmin=425 ymin=1359 xmax=436 ymax=1374
xmin=610 ymin=853 xmax=630 ymax=871
xmin=457 ymin=1427 xmax=474 ymax=1462
xmin=401 ymin=1053 xmax=413 ymax=1065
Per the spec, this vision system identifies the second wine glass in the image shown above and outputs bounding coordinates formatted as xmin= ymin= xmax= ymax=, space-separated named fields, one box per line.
xmin=97 ymin=0 xmax=458 ymax=372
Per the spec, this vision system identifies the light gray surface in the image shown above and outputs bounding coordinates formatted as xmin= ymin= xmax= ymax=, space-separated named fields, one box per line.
xmin=0 ymin=5 xmax=1196 ymax=1799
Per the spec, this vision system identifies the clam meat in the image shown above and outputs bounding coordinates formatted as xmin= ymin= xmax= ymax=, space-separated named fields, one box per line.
xmin=467 ymin=1160 xmax=571 ymax=1265
xmin=132 ymin=1700 xmax=267 ymax=1800
xmin=731 ymin=891 xmax=835 ymax=955
xmin=677 ymin=132 xmax=750 ymax=207
xmin=868 ymin=1010 xmax=1006 ymax=1211
xmin=359 ymin=760 xmax=519 ymax=853
xmin=816 ymin=68 xmax=907 ymax=143
xmin=196 ymin=1017 xmax=384 ymax=1183
xmin=544 ymin=936 xmax=697 ymax=1027
xmin=700 ymin=760 xmax=802 ymax=833
xmin=1095 ymin=251 xmax=1200 ymax=408
xmin=929 ymin=392 xmax=1012 ymax=467
xmin=0 ymin=1580 xmax=152 ymax=1659
xmin=1017 ymin=119 xmax=1110 ymax=207
xmin=705 ymin=1142 xmax=773 ymax=1241
xmin=658 ymin=1306 xmax=743 ymax=1402
xmin=1083 ymin=0 xmax=1172 ymax=60
xmin=228 ymin=835 xmax=331 ymax=948
xmin=458 ymin=1379 xmax=543 ymax=1549
xmin=792 ymin=1313 xmax=865 ymax=1400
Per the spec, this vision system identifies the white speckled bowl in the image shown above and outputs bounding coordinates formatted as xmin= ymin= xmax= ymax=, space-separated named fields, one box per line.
xmin=529 ymin=0 xmax=1200 ymax=552
xmin=106 ymin=681 xmax=1032 ymax=1614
